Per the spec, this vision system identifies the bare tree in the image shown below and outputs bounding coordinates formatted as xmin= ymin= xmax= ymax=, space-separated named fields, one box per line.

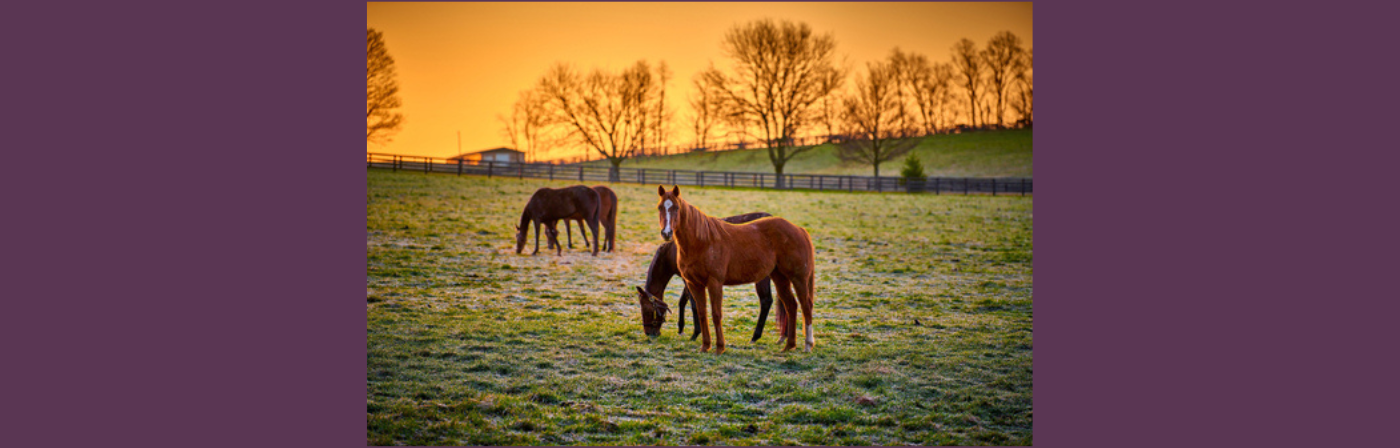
xmin=814 ymin=70 xmax=845 ymax=142
xmin=950 ymin=38 xmax=985 ymax=128
xmin=911 ymin=60 xmax=954 ymax=134
xmin=887 ymin=48 xmax=923 ymax=137
xmin=499 ymin=90 xmax=553 ymax=163
xmin=688 ymin=75 xmax=724 ymax=152
xmin=698 ymin=19 xmax=844 ymax=188
xmin=535 ymin=61 xmax=663 ymax=181
xmin=649 ymin=61 xmax=673 ymax=156
xmin=836 ymin=60 xmax=920 ymax=181
xmin=367 ymin=28 xmax=404 ymax=145
xmin=982 ymin=31 xmax=1025 ymax=128
xmin=1011 ymin=47 xmax=1033 ymax=126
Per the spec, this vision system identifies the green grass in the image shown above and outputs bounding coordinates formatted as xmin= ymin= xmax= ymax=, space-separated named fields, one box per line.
xmin=367 ymin=170 xmax=1033 ymax=445
xmin=585 ymin=129 xmax=1032 ymax=178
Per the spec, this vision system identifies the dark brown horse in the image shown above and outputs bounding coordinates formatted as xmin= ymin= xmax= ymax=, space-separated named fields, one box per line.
xmin=656 ymin=185 xmax=817 ymax=353
xmin=514 ymin=185 xmax=600 ymax=256
xmin=634 ymin=212 xmax=787 ymax=342
xmin=545 ymin=185 xmax=617 ymax=253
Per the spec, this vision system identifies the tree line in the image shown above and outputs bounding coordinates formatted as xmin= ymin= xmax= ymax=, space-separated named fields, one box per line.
xmin=366 ymin=21 xmax=1033 ymax=183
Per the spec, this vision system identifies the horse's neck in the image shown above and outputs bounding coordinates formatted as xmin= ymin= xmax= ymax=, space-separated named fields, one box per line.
xmin=644 ymin=244 xmax=677 ymax=297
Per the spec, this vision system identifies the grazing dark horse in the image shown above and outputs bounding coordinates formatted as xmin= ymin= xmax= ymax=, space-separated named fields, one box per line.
xmin=514 ymin=186 xmax=600 ymax=256
xmin=634 ymin=212 xmax=787 ymax=342
xmin=656 ymin=185 xmax=817 ymax=353
xmin=546 ymin=185 xmax=617 ymax=253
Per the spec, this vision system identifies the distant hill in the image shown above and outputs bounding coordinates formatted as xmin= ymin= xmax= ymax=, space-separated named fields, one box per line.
xmin=583 ymin=129 xmax=1031 ymax=178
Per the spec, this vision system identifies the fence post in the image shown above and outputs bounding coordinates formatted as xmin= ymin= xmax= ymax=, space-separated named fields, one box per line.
xmin=698 ymin=171 xmax=703 ymax=187
xmin=1021 ymin=179 xmax=1027 ymax=196
xmin=579 ymin=165 xmax=584 ymax=181
xmin=518 ymin=163 xmax=523 ymax=178
xmin=549 ymin=164 xmax=554 ymax=181
xmin=487 ymin=161 xmax=492 ymax=178
xmin=935 ymin=177 xmax=941 ymax=195
xmin=426 ymin=158 xmax=431 ymax=173
xmin=456 ymin=159 xmax=462 ymax=176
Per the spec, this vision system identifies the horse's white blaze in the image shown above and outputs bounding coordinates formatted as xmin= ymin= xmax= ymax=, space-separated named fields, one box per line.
xmin=663 ymin=199 xmax=673 ymax=234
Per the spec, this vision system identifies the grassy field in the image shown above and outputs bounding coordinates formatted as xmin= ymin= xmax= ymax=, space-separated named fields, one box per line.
xmin=367 ymin=169 xmax=1033 ymax=445
xmin=584 ymin=129 xmax=1032 ymax=178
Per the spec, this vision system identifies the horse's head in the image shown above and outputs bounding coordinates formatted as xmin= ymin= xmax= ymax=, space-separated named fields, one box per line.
xmin=635 ymin=286 xmax=670 ymax=338
xmin=513 ymin=223 xmax=528 ymax=254
xmin=656 ymin=185 xmax=681 ymax=242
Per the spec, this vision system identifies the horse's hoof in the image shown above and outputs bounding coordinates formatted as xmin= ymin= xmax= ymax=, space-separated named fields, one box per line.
xmin=700 ymin=345 xmax=710 ymax=353
xmin=715 ymin=346 xmax=726 ymax=355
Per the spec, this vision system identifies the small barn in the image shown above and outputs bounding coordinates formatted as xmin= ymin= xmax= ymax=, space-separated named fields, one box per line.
xmin=447 ymin=147 xmax=524 ymax=164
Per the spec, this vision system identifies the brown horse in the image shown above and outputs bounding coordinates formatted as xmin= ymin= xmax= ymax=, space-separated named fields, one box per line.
xmin=515 ymin=185 xmax=600 ymax=256
xmin=545 ymin=185 xmax=617 ymax=253
xmin=656 ymin=185 xmax=817 ymax=353
xmin=634 ymin=212 xmax=787 ymax=342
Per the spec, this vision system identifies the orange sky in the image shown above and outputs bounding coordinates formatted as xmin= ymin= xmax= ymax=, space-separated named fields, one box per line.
xmin=366 ymin=2 xmax=1032 ymax=161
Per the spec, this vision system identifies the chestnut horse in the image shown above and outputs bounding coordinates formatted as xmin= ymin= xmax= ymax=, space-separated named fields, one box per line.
xmin=514 ymin=185 xmax=600 ymax=256
xmin=545 ymin=185 xmax=617 ymax=253
xmin=634 ymin=212 xmax=786 ymax=342
xmin=656 ymin=185 xmax=817 ymax=353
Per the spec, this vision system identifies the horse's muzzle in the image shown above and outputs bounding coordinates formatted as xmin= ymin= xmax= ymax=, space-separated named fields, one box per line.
xmin=660 ymin=231 xmax=672 ymax=241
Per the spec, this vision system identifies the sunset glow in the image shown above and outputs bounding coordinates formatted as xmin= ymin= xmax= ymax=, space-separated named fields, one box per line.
xmin=366 ymin=2 xmax=1032 ymax=162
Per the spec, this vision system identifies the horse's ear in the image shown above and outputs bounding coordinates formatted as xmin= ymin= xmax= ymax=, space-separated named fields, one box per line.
xmin=671 ymin=186 xmax=680 ymax=198
xmin=635 ymin=286 xmax=647 ymax=296
xmin=657 ymin=185 xmax=665 ymax=197
xmin=651 ymin=295 xmax=670 ymax=313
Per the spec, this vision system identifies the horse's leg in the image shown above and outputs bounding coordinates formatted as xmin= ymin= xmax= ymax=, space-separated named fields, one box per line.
xmin=792 ymin=268 xmax=816 ymax=352
xmin=606 ymin=211 xmax=616 ymax=252
xmin=751 ymin=277 xmax=773 ymax=342
xmin=689 ymin=279 xmax=711 ymax=352
xmin=564 ymin=220 xmax=573 ymax=249
xmin=576 ymin=218 xmax=588 ymax=249
xmin=707 ymin=280 xmax=726 ymax=354
xmin=677 ymin=287 xmax=688 ymax=335
xmin=689 ymin=289 xmax=701 ymax=341
xmin=532 ymin=220 xmax=540 ymax=255
xmin=588 ymin=216 xmax=600 ymax=257
xmin=776 ymin=295 xmax=788 ymax=346
xmin=770 ymin=273 xmax=799 ymax=352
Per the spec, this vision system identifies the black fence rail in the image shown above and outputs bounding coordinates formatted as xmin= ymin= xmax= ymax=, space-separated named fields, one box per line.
xmin=367 ymin=153 xmax=1031 ymax=196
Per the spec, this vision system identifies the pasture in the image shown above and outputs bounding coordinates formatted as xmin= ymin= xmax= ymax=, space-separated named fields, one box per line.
xmin=585 ymin=129 xmax=1033 ymax=178
xmin=367 ymin=170 xmax=1033 ymax=445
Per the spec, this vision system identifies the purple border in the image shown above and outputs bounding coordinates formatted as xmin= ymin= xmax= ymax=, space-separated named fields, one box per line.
xmin=10 ymin=1 xmax=1389 ymax=447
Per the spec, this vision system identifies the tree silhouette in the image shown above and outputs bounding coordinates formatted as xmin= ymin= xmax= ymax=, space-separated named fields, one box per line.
xmin=535 ymin=61 xmax=666 ymax=181
xmin=836 ymin=60 xmax=920 ymax=181
xmin=649 ymin=61 xmax=673 ymax=156
xmin=698 ymin=19 xmax=844 ymax=188
xmin=1011 ymin=47 xmax=1033 ymax=126
xmin=366 ymin=28 xmax=403 ymax=145
xmin=688 ymin=75 xmax=724 ymax=152
xmin=982 ymin=31 xmax=1026 ymax=128
xmin=950 ymin=38 xmax=985 ymax=128
xmin=499 ymin=90 xmax=553 ymax=163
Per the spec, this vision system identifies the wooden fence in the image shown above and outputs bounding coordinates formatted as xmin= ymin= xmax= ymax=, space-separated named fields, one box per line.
xmin=366 ymin=153 xmax=1031 ymax=196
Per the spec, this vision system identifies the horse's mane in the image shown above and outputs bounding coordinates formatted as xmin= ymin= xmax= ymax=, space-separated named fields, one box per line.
xmin=677 ymin=198 xmax=726 ymax=245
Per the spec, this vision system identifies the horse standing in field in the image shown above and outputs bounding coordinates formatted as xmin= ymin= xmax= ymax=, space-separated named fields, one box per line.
xmin=656 ymin=186 xmax=817 ymax=353
xmin=545 ymin=185 xmax=617 ymax=253
xmin=514 ymin=185 xmax=600 ymax=256
xmin=634 ymin=212 xmax=787 ymax=342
